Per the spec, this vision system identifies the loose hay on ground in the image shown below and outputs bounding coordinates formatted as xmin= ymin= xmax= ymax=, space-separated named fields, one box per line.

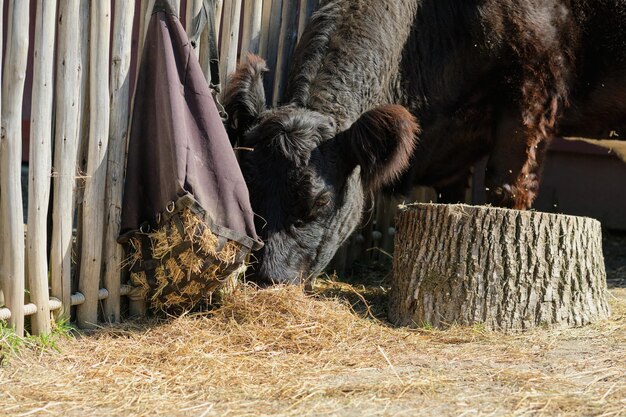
xmin=1 ymin=284 xmax=624 ymax=416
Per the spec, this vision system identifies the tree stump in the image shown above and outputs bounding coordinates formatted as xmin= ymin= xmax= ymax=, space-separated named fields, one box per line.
xmin=389 ymin=203 xmax=611 ymax=332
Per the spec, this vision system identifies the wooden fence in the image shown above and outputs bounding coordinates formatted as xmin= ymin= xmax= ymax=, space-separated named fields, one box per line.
xmin=0 ymin=0 xmax=433 ymax=336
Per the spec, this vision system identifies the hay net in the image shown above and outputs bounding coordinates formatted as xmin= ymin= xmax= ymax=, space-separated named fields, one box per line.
xmin=123 ymin=196 xmax=255 ymax=314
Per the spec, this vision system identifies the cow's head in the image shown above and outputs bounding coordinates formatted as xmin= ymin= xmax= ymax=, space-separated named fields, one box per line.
xmin=224 ymin=55 xmax=418 ymax=284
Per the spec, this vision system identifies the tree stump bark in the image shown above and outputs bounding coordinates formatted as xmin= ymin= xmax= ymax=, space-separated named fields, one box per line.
xmin=389 ymin=203 xmax=611 ymax=332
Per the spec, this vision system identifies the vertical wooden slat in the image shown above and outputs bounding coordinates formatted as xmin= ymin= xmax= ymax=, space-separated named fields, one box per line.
xmin=272 ymin=0 xmax=298 ymax=105
xmin=219 ymin=0 xmax=242 ymax=79
xmin=297 ymin=0 xmax=318 ymax=40
xmin=258 ymin=0 xmax=272 ymax=58
xmin=103 ymin=0 xmax=135 ymax=324
xmin=0 ymin=0 xmax=3 ymax=319
xmin=185 ymin=0 xmax=203 ymax=55
xmin=171 ymin=0 xmax=181 ymax=15
xmin=27 ymin=0 xmax=57 ymax=335
xmin=76 ymin=1 xmax=111 ymax=329
xmin=240 ymin=0 xmax=263 ymax=58
xmin=215 ymin=0 xmax=223 ymax=36
xmin=51 ymin=0 xmax=83 ymax=321
xmin=73 ymin=1 xmax=91 ymax=299
xmin=261 ymin=0 xmax=282 ymax=103
xmin=0 ymin=0 xmax=29 ymax=336
xmin=127 ymin=0 xmax=156 ymax=318
xmin=138 ymin=0 xmax=156 ymax=65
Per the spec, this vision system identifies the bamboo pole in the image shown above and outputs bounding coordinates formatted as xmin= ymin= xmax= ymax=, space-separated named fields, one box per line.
xmin=272 ymin=0 xmax=298 ymax=105
xmin=240 ymin=0 xmax=263 ymax=58
xmin=27 ymin=0 xmax=57 ymax=335
xmin=219 ymin=0 xmax=242 ymax=79
xmin=76 ymin=1 xmax=111 ymax=329
xmin=102 ymin=0 xmax=135 ymax=324
xmin=0 ymin=0 xmax=29 ymax=337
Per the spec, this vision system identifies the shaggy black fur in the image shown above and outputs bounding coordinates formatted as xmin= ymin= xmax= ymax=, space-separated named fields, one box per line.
xmin=224 ymin=0 xmax=626 ymax=283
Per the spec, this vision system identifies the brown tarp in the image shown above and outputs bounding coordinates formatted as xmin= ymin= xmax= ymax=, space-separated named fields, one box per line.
xmin=120 ymin=5 xmax=262 ymax=252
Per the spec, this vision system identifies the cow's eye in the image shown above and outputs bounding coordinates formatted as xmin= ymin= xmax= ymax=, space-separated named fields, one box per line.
xmin=314 ymin=193 xmax=331 ymax=208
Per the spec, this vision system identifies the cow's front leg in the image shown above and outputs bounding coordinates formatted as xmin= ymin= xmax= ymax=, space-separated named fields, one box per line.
xmin=485 ymin=115 xmax=551 ymax=209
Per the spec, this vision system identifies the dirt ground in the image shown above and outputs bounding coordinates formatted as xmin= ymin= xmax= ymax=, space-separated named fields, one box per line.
xmin=0 ymin=233 xmax=624 ymax=416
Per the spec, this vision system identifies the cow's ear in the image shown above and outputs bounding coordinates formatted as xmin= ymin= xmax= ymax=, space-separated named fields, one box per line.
xmin=338 ymin=105 xmax=419 ymax=191
xmin=223 ymin=54 xmax=268 ymax=142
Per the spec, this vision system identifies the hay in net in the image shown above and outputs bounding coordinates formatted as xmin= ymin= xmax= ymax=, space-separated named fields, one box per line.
xmin=126 ymin=207 xmax=248 ymax=313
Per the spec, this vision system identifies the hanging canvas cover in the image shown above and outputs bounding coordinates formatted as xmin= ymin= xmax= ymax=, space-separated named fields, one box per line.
xmin=119 ymin=2 xmax=262 ymax=312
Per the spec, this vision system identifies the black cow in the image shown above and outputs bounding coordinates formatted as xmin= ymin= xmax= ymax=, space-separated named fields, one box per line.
xmin=224 ymin=0 xmax=626 ymax=284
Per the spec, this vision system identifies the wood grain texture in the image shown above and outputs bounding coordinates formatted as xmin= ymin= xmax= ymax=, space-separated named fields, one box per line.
xmin=50 ymin=0 xmax=85 ymax=321
xmin=0 ymin=0 xmax=29 ymax=336
xmin=27 ymin=0 xmax=57 ymax=335
xmin=77 ymin=1 xmax=111 ymax=329
xmin=389 ymin=204 xmax=611 ymax=332
xmin=102 ymin=0 xmax=135 ymax=324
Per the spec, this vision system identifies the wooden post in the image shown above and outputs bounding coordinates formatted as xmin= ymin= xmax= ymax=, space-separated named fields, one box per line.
xmin=261 ymin=0 xmax=282 ymax=104
xmin=258 ymin=0 xmax=273 ymax=59
xmin=185 ymin=0 xmax=203 ymax=55
xmin=389 ymin=204 xmax=612 ymax=331
xmin=73 ymin=0 xmax=91 ymax=296
xmin=77 ymin=1 xmax=111 ymax=329
xmin=0 ymin=0 xmax=29 ymax=337
xmin=219 ymin=0 xmax=242 ymax=79
xmin=215 ymin=0 xmax=223 ymax=36
xmin=102 ymin=0 xmax=135 ymax=324
xmin=297 ymin=0 xmax=318 ymax=39
xmin=0 ymin=0 xmax=3 ymax=323
xmin=240 ymin=0 xmax=263 ymax=58
xmin=27 ymin=0 xmax=57 ymax=335
xmin=171 ymin=0 xmax=181 ymax=15
xmin=271 ymin=0 xmax=298 ymax=105
xmin=50 ymin=0 xmax=85 ymax=321
xmin=138 ymin=0 xmax=156 ymax=66
xmin=126 ymin=0 xmax=156 ymax=318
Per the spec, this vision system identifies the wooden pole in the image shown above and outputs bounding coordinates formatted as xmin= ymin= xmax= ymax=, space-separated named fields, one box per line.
xmin=27 ymin=0 xmax=57 ymax=335
xmin=185 ymin=0 xmax=203 ymax=55
xmin=240 ymin=0 xmax=263 ymax=58
xmin=50 ymin=0 xmax=85 ymax=321
xmin=0 ymin=0 xmax=3 ymax=323
xmin=272 ymin=0 xmax=298 ymax=105
xmin=219 ymin=0 xmax=242 ymax=79
xmin=171 ymin=0 xmax=181 ymax=15
xmin=76 ymin=1 xmax=111 ymax=329
xmin=215 ymin=0 xmax=223 ymax=36
xmin=261 ymin=0 xmax=282 ymax=103
xmin=0 ymin=0 xmax=29 ymax=337
xmin=73 ymin=1 xmax=91 ymax=298
xmin=258 ymin=0 xmax=273 ymax=59
xmin=389 ymin=204 xmax=612 ymax=331
xmin=102 ymin=0 xmax=135 ymax=324
xmin=126 ymin=0 xmax=156 ymax=318
xmin=297 ymin=0 xmax=318 ymax=40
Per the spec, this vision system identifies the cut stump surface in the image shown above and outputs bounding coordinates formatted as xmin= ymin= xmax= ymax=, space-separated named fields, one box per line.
xmin=389 ymin=203 xmax=611 ymax=331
